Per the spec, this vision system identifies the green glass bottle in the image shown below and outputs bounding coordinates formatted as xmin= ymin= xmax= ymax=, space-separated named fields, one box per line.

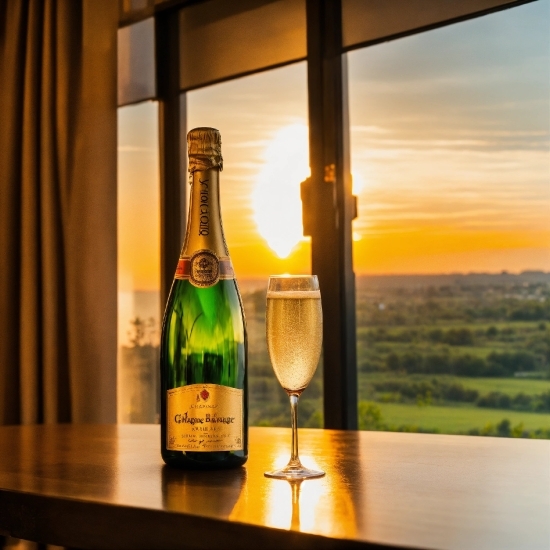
xmin=160 ymin=127 xmax=247 ymax=469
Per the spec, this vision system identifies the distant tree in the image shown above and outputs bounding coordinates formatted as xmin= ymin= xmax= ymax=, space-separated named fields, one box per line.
xmin=511 ymin=422 xmax=525 ymax=438
xmin=509 ymin=302 xmax=548 ymax=321
xmin=445 ymin=383 xmax=478 ymax=402
xmin=127 ymin=316 xmax=158 ymax=347
xmin=486 ymin=392 xmax=510 ymax=408
xmin=416 ymin=390 xmax=432 ymax=407
xmin=250 ymin=378 xmax=271 ymax=400
xmin=451 ymin=354 xmax=486 ymax=377
xmin=512 ymin=392 xmax=532 ymax=410
xmin=496 ymin=419 xmax=512 ymax=437
xmin=386 ymin=352 xmax=400 ymax=371
xmin=487 ymin=351 xmax=538 ymax=375
xmin=358 ymin=401 xmax=383 ymax=431
xmin=536 ymin=391 xmax=550 ymax=412
xmin=401 ymin=351 xmax=423 ymax=373
xmin=304 ymin=410 xmax=323 ymax=428
xmin=424 ymin=353 xmax=450 ymax=374
xmin=297 ymin=399 xmax=317 ymax=428
xmin=428 ymin=328 xmax=444 ymax=342
xmin=444 ymin=328 xmax=474 ymax=346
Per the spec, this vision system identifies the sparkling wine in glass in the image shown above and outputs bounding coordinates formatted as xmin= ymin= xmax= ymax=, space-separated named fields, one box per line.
xmin=264 ymin=275 xmax=325 ymax=480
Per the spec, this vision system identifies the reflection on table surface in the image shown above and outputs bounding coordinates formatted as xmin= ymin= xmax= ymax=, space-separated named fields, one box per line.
xmin=160 ymin=429 xmax=358 ymax=538
xmin=0 ymin=424 xmax=548 ymax=550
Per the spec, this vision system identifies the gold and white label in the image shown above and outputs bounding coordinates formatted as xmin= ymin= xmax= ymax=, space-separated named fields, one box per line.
xmin=166 ymin=384 xmax=243 ymax=452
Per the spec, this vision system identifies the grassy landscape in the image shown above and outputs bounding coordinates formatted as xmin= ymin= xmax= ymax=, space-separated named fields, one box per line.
xmin=241 ymin=271 xmax=550 ymax=439
xmin=360 ymin=373 xmax=550 ymax=398
xmin=369 ymin=402 xmax=550 ymax=433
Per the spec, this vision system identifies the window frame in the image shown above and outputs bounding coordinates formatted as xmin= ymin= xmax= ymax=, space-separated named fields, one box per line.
xmin=118 ymin=0 xmax=537 ymax=429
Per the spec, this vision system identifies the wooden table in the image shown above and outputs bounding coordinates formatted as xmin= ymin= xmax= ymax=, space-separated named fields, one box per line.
xmin=0 ymin=425 xmax=548 ymax=549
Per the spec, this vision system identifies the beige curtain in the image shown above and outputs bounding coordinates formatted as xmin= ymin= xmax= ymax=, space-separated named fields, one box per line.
xmin=0 ymin=0 xmax=118 ymax=426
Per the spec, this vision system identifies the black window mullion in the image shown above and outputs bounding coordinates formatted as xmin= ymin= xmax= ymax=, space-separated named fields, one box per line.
xmin=304 ymin=0 xmax=357 ymax=429
xmin=155 ymin=10 xmax=186 ymax=310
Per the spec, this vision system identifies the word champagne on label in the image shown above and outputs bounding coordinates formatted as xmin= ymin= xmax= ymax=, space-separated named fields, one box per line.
xmin=266 ymin=290 xmax=322 ymax=393
xmin=160 ymin=128 xmax=248 ymax=469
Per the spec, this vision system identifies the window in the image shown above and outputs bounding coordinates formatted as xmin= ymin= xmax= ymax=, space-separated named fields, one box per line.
xmin=186 ymin=63 xmax=322 ymax=427
xmin=117 ymin=101 xmax=161 ymax=423
xmin=117 ymin=0 xmax=549 ymax=437
xmin=349 ymin=0 xmax=550 ymax=437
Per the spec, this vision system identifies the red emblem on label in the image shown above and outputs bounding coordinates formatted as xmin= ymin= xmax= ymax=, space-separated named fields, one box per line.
xmin=200 ymin=389 xmax=210 ymax=401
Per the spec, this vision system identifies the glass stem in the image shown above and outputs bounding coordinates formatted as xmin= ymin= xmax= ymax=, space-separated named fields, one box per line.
xmin=289 ymin=393 xmax=300 ymax=465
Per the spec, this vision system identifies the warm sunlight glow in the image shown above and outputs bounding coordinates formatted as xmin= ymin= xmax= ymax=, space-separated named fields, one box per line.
xmin=258 ymin=452 xmax=357 ymax=536
xmin=252 ymin=124 xmax=310 ymax=258
xmin=351 ymin=170 xmax=366 ymax=195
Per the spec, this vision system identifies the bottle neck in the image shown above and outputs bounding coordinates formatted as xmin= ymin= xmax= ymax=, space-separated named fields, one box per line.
xmin=181 ymin=168 xmax=229 ymax=258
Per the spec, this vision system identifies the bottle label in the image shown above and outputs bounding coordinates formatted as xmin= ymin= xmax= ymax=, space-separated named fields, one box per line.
xmin=166 ymin=384 xmax=244 ymax=452
xmin=174 ymin=250 xmax=235 ymax=287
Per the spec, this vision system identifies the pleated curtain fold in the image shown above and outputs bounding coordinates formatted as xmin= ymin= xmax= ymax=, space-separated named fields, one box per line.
xmin=0 ymin=0 xmax=118 ymax=426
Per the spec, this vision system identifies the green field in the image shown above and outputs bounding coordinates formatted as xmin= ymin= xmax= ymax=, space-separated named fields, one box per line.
xmin=372 ymin=402 xmax=550 ymax=433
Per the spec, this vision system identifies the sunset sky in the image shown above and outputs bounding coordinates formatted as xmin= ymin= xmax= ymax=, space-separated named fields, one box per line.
xmin=118 ymin=0 xmax=549 ymax=292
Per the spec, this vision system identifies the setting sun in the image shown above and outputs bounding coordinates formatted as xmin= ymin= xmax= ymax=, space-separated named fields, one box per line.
xmin=252 ymin=124 xmax=310 ymax=258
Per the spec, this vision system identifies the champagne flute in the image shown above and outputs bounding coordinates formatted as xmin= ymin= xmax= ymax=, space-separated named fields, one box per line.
xmin=264 ymin=275 xmax=325 ymax=480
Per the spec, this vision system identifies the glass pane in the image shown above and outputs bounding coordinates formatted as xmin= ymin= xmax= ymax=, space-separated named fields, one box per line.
xmin=117 ymin=101 xmax=161 ymax=423
xmin=342 ymin=0 xmax=520 ymax=49
xmin=349 ymin=2 xmax=550 ymax=438
xmin=186 ymin=62 xmax=322 ymax=427
xmin=179 ymin=0 xmax=306 ymax=90
xmin=117 ymin=18 xmax=156 ymax=106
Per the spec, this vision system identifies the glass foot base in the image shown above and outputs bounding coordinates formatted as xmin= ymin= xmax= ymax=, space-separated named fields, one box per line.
xmin=264 ymin=465 xmax=325 ymax=480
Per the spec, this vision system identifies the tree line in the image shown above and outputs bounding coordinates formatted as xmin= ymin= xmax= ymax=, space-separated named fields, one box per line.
xmin=377 ymin=349 xmax=545 ymax=377
xmin=368 ymin=379 xmax=550 ymax=413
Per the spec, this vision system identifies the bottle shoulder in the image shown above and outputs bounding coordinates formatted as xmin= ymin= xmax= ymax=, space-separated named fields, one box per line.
xmin=162 ymin=278 xmax=246 ymax=339
xmin=167 ymin=278 xmax=242 ymax=302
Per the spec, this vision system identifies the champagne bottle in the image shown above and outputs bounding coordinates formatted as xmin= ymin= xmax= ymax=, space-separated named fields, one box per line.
xmin=160 ymin=127 xmax=248 ymax=469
